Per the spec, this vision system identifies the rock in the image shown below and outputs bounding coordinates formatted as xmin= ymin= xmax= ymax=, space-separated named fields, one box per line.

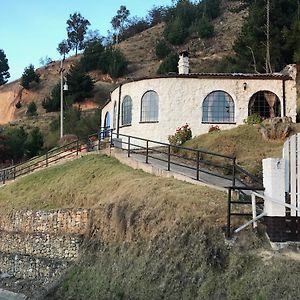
xmin=259 ymin=117 xmax=293 ymax=140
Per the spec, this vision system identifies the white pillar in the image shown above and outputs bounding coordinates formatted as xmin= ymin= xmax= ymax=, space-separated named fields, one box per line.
xmin=263 ymin=158 xmax=286 ymax=216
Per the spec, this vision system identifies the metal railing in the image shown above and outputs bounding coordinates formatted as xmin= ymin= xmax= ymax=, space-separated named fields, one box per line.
xmin=99 ymin=129 xmax=263 ymax=190
xmin=0 ymin=133 xmax=99 ymax=185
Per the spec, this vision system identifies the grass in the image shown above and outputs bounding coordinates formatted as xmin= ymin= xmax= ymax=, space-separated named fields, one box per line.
xmin=0 ymin=154 xmax=227 ymax=231
xmin=183 ymin=124 xmax=300 ymax=176
xmin=1 ymin=153 xmax=299 ymax=299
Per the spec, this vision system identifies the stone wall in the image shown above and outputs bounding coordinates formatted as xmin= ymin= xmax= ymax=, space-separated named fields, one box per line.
xmin=0 ymin=209 xmax=91 ymax=235
xmin=0 ymin=209 xmax=92 ymax=283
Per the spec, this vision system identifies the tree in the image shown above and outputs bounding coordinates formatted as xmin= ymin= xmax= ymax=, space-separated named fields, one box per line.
xmin=42 ymin=83 xmax=61 ymax=112
xmin=157 ymin=52 xmax=178 ymax=74
xmin=111 ymin=5 xmax=130 ymax=44
xmin=147 ymin=6 xmax=166 ymax=26
xmin=98 ymin=47 xmax=127 ymax=78
xmin=5 ymin=127 xmax=28 ymax=161
xmin=66 ymin=12 xmax=90 ymax=55
xmin=57 ymin=40 xmax=70 ymax=59
xmin=26 ymin=101 xmax=38 ymax=116
xmin=66 ymin=64 xmax=94 ymax=103
xmin=80 ymin=40 xmax=104 ymax=72
xmin=21 ymin=64 xmax=40 ymax=89
xmin=0 ymin=49 xmax=10 ymax=85
xmin=155 ymin=39 xmax=172 ymax=59
xmin=229 ymin=0 xmax=300 ymax=72
xmin=25 ymin=127 xmax=44 ymax=158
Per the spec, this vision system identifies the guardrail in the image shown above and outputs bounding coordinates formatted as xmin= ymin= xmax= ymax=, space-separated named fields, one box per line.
xmin=0 ymin=133 xmax=99 ymax=185
xmin=99 ymin=128 xmax=263 ymax=189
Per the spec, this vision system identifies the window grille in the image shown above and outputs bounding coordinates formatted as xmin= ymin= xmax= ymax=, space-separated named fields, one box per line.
xmin=202 ymin=91 xmax=235 ymax=123
xmin=141 ymin=91 xmax=159 ymax=122
xmin=122 ymin=96 xmax=132 ymax=125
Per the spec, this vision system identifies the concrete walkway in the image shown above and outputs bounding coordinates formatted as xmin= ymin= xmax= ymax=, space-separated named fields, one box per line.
xmin=105 ymin=148 xmax=249 ymax=192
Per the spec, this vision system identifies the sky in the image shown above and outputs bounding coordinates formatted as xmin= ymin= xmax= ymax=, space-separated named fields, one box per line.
xmin=1 ymin=0 xmax=173 ymax=82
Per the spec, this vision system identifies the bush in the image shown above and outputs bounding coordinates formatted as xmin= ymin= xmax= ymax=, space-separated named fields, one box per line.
xmin=42 ymin=83 xmax=61 ymax=112
xmin=26 ymin=101 xmax=38 ymax=116
xmin=99 ymin=47 xmax=127 ymax=79
xmin=191 ymin=16 xmax=214 ymax=39
xmin=21 ymin=64 xmax=40 ymax=90
xmin=25 ymin=127 xmax=44 ymax=157
xmin=168 ymin=124 xmax=192 ymax=147
xmin=164 ymin=17 xmax=187 ymax=45
xmin=155 ymin=39 xmax=172 ymax=59
xmin=157 ymin=52 xmax=178 ymax=74
xmin=15 ymin=101 xmax=22 ymax=109
xmin=66 ymin=64 xmax=95 ymax=103
xmin=244 ymin=113 xmax=262 ymax=125
xmin=80 ymin=41 xmax=104 ymax=72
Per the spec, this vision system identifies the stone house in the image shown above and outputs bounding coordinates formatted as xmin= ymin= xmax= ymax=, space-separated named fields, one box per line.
xmin=101 ymin=53 xmax=297 ymax=143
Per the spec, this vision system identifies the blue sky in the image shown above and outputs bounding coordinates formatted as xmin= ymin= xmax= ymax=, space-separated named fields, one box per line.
xmin=1 ymin=0 xmax=173 ymax=81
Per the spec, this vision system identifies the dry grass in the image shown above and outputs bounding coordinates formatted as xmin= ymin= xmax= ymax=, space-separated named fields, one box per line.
xmin=184 ymin=124 xmax=300 ymax=176
xmin=0 ymin=155 xmax=227 ymax=234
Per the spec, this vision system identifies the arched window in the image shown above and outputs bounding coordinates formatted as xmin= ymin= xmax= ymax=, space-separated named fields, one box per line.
xmin=202 ymin=91 xmax=235 ymax=123
xmin=141 ymin=91 xmax=159 ymax=122
xmin=122 ymin=96 xmax=132 ymax=126
xmin=104 ymin=112 xmax=110 ymax=129
xmin=113 ymin=102 xmax=117 ymax=129
xmin=249 ymin=91 xmax=281 ymax=118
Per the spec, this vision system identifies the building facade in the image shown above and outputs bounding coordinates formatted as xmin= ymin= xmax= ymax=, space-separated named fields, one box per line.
xmin=101 ymin=64 xmax=297 ymax=144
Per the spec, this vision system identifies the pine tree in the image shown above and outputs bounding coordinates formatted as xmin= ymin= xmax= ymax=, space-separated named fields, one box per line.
xmin=0 ymin=49 xmax=10 ymax=85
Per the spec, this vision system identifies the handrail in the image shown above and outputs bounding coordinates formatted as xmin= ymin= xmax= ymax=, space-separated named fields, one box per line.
xmin=113 ymin=132 xmax=235 ymax=160
xmin=0 ymin=132 xmax=99 ymax=185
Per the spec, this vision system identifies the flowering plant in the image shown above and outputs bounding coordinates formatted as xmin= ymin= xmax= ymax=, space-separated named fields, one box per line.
xmin=208 ymin=125 xmax=220 ymax=133
xmin=168 ymin=123 xmax=192 ymax=146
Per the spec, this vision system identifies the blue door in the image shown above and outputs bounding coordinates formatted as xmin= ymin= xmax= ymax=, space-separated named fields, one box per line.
xmin=104 ymin=112 xmax=110 ymax=137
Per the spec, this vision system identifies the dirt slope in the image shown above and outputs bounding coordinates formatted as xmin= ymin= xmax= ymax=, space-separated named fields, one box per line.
xmin=0 ymin=0 xmax=247 ymax=125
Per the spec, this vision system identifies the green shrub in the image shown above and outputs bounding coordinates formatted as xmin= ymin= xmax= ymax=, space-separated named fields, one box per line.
xmin=25 ymin=127 xmax=44 ymax=157
xmin=157 ymin=52 xmax=178 ymax=74
xmin=26 ymin=101 xmax=38 ymax=116
xmin=164 ymin=17 xmax=187 ymax=45
xmin=244 ymin=114 xmax=262 ymax=125
xmin=42 ymin=83 xmax=61 ymax=112
xmin=155 ymin=39 xmax=172 ymax=59
xmin=192 ymin=16 xmax=214 ymax=39
xmin=99 ymin=47 xmax=127 ymax=79
xmin=15 ymin=101 xmax=22 ymax=109
xmin=21 ymin=64 xmax=40 ymax=90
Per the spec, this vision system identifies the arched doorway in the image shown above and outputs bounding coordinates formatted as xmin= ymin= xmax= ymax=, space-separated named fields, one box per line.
xmin=249 ymin=91 xmax=281 ymax=118
xmin=104 ymin=112 xmax=110 ymax=137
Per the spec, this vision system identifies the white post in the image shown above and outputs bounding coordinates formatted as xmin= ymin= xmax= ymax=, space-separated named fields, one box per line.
xmin=60 ymin=59 xmax=64 ymax=139
xmin=262 ymin=158 xmax=286 ymax=216
xmin=251 ymin=193 xmax=257 ymax=228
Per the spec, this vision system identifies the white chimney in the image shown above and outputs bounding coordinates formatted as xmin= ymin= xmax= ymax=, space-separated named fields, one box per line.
xmin=178 ymin=51 xmax=189 ymax=75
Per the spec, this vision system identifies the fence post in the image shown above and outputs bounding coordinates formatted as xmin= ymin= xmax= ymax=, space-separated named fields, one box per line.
xmin=227 ymin=188 xmax=232 ymax=238
xmin=46 ymin=151 xmax=48 ymax=167
xmin=146 ymin=141 xmax=149 ymax=164
xmin=13 ymin=166 xmax=16 ymax=180
xmin=167 ymin=145 xmax=171 ymax=171
xmin=3 ymin=169 xmax=5 ymax=185
xmin=76 ymin=140 xmax=79 ymax=156
xmin=128 ymin=136 xmax=131 ymax=157
xmin=232 ymin=158 xmax=236 ymax=187
xmin=196 ymin=151 xmax=200 ymax=181
xmin=110 ymin=130 xmax=113 ymax=147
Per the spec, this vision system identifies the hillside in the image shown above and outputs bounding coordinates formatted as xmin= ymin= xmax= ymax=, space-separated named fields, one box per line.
xmin=0 ymin=0 xmax=247 ymax=125
xmin=0 ymin=154 xmax=299 ymax=299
